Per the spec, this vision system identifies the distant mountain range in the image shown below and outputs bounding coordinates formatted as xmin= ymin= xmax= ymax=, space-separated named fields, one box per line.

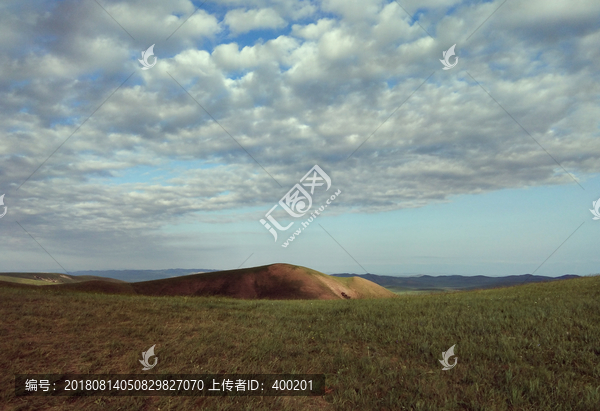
xmin=330 ymin=273 xmax=581 ymax=291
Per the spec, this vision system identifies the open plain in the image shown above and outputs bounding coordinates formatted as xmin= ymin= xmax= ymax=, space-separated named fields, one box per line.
xmin=1 ymin=268 xmax=598 ymax=410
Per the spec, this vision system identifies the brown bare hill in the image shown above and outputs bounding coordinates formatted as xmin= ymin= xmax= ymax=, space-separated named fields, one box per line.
xmin=131 ymin=263 xmax=395 ymax=300
xmin=35 ymin=264 xmax=395 ymax=300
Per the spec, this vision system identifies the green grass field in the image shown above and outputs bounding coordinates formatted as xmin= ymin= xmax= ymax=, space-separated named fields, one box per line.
xmin=0 ymin=272 xmax=125 ymax=285
xmin=386 ymin=287 xmax=449 ymax=295
xmin=0 ymin=275 xmax=54 ymax=286
xmin=1 ymin=275 xmax=599 ymax=410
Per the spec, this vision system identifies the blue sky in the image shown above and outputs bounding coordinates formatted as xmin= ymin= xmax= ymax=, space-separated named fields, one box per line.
xmin=1 ymin=0 xmax=599 ymax=277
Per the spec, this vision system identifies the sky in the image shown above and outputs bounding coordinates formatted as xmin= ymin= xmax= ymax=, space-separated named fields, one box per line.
xmin=1 ymin=0 xmax=599 ymax=277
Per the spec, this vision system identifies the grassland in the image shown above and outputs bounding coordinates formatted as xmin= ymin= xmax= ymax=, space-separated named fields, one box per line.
xmin=0 ymin=275 xmax=54 ymax=286
xmin=386 ymin=287 xmax=449 ymax=295
xmin=0 ymin=272 xmax=125 ymax=286
xmin=1 ymin=275 xmax=599 ymax=410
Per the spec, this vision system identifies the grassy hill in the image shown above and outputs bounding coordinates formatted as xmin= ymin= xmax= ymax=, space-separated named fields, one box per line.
xmin=0 ymin=272 xmax=126 ymax=286
xmin=7 ymin=264 xmax=395 ymax=300
xmin=0 ymin=273 xmax=598 ymax=410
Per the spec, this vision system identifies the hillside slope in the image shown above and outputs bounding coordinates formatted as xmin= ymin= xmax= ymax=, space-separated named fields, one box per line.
xmin=0 ymin=272 xmax=125 ymax=285
xmin=130 ymin=263 xmax=395 ymax=300
xmin=1 ymin=264 xmax=395 ymax=300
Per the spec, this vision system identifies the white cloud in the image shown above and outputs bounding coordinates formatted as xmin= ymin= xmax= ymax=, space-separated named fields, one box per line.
xmin=291 ymin=19 xmax=336 ymax=41
xmin=224 ymin=8 xmax=287 ymax=34
xmin=1 ymin=0 xmax=599 ymax=272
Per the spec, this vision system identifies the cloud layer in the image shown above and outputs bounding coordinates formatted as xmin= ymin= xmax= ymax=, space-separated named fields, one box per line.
xmin=1 ymin=0 xmax=599 ymax=273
